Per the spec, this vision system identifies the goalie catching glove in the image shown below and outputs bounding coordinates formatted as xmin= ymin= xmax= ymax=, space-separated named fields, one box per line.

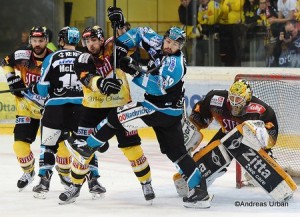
xmin=7 ymin=75 xmax=26 ymax=97
xmin=241 ymin=120 xmax=269 ymax=151
xmin=97 ymin=77 xmax=122 ymax=96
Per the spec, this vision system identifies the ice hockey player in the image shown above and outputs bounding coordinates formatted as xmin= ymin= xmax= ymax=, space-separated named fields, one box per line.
xmin=64 ymin=7 xmax=212 ymax=209
xmin=174 ymin=80 xmax=297 ymax=202
xmin=1 ymin=26 xmax=52 ymax=191
xmin=59 ymin=23 xmax=154 ymax=204
xmin=29 ymin=26 xmax=85 ymax=199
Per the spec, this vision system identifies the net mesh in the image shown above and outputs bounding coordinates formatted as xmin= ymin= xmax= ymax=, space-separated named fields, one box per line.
xmin=236 ymin=74 xmax=300 ymax=177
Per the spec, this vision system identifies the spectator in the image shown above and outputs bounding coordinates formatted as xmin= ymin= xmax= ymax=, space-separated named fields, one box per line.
xmin=255 ymin=0 xmax=279 ymax=66
xmin=268 ymin=0 xmax=297 ymax=40
xmin=178 ymin=0 xmax=199 ymax=65
xmin=277 ymin=19 xmax=300 ymax=67
xmin=218 ymin=0 xmax=245 ymax=66
xmin=197 ymin=0 xmax=222 ymax=66
xmin=243 ymin=0 xmax=260 ymax=62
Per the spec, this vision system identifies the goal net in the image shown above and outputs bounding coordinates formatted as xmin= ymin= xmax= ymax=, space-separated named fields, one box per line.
xmin=235 ymin=74 xmax=300 ymax=188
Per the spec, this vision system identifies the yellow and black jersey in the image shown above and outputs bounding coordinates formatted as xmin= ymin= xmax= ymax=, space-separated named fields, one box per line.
xmin=74 ymin=38 xmax=131 ymax=108
xmin=1 ymin=47 xmax=53 ymax=118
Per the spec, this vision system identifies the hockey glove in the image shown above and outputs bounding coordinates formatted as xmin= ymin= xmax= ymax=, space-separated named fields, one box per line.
xmin=97 ymin=78 xmax=122 ymax=95
xmin=7 ymin=75 xmax=26 ymax=97
xmin=107 ymin=6 xmax=125 ymax=29
xmin=120 ymin=56 xmax=141 ymax=77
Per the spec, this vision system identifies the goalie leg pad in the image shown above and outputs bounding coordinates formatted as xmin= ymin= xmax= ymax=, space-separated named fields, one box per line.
xmin=173 ymin=140 xmax=232 ymax=196
xmin=221 ymin=126 xmax=297 ymax=202
xmin=181 ymin=117 xmax=203 ymax=154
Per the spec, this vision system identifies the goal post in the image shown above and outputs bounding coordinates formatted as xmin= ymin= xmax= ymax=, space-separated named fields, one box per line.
xmin=235 ymin=74 xmax=300 ymax=188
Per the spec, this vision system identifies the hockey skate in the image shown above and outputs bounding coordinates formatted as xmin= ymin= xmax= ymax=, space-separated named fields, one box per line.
xmin=17 ymin=170 xmax=35 ymax=191
xmin=86 ymin=173 xmax=106 ymax=200
xmin=32 ymin=170 xmax=53 ymax=199
xmin=183 ymin=179 xmax=213 ymax=209
xmin=141 ymin=180 xmax=155 ymax=203
xmin=59 ymin=184 xmax=82 ymax=205
xmin=64 ymin=137 xmax=97 ymax=165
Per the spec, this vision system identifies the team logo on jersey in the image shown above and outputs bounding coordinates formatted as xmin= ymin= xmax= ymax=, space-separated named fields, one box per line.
xmin=210 ymin=95 xmax=224 ymax=107
xmin=16 ymin=116 xmax=31 ymax=124
xmin=245 ymin=103 xmax=266 ymax=114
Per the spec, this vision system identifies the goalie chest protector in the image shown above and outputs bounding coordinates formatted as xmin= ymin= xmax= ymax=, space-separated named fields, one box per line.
xmin=221 ymin=126 xmax=297 ymax=202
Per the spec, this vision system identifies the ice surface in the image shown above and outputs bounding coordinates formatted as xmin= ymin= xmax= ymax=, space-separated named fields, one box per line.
xmin=0 ymin=135 xmax=299 ymax=217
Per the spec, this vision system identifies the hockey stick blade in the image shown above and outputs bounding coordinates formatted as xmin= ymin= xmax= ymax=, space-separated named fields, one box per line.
xmin=0 ymin=87 xmax=29 ymax=94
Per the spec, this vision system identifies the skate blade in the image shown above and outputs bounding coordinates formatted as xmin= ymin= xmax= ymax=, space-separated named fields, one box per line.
xmin=33 ymin=192 xmax=47 ymax=199
xmin=64 ymin=139 xmax=89 ymax=165
xmin=91 ymin=192 xmax=105 ymax=200
xmin=58 ymin=198 xmax=76 ymax=205
xmin=18 ymin=178 xmax=35 ymax=192
xmin=183 ymin=194 xmax=214 ymax=209
xmin=146 ymin=199 xmax=154 ymax=205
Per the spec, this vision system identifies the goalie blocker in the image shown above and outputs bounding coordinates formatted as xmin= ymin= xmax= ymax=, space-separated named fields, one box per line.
xmin=174 ymin=122 xmax=297 ymax=202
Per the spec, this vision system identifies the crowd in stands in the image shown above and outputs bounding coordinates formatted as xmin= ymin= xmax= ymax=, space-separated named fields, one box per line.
xmin=178 ymin=0 xmax=300 ymax=67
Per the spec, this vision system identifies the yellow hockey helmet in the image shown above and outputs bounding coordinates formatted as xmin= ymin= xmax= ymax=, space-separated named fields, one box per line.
xmin=228 ymin=79 xmax=252 ymax=116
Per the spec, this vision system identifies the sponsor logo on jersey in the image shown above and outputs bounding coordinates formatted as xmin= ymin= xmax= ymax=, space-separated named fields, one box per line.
xmin=25 ymin=72 xmax=40 ymax=85
xmin=245 ymin=103 xmax=266 ymax=114
xmin=14 ymin=50 xmax=31 ymax=60
xmin=118 ymin=107 xmax=153 ymax=123
xmin=210 ymin=95 xmax=224 ymax=107
xmin=168 ymin=57 xmax=176 ymax=72
xmin=77 ymin=127 xmax=94 ymax=136
xmin=16 ymin=116 xmax=31 ymax=124
xmin=222 ymin=118 xmax=239 ymax=131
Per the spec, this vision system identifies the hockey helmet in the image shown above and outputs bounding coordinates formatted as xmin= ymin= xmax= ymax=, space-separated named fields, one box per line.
xmin=58 ymin=26 xmax=80 ymax=46
xmin=228 ymin=79 xmax=253 ymax=116
xmin=164 ymin=26 xmax=186 ymax=49
xmin=81 ymin=25 xmax=104 ymax=47
xmin=29 ymin=26 xmax=49 ymax=41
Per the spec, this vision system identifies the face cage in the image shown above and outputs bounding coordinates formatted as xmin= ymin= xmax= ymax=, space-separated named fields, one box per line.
xmin=228 ymin=94 xmax=247 ymax=116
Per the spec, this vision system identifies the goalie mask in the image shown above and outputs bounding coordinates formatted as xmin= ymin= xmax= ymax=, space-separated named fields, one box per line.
xmin=228 ymin=79 xmax=252 ymax=116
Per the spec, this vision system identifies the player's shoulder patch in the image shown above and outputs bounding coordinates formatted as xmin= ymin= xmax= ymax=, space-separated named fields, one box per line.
xmin=210 ymin=95 xmax=225 ymax=107
xmin=245 ymin=102 xmax=266 ymax=114
xmin=14 ymin=50 xmax=31 ymax=60
xmin=78 ymin=53 xmax=91 ymax=63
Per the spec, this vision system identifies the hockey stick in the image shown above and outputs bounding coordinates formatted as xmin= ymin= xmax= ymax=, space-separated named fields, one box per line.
xmin=112 ymin=0 xmax=117 ymax=79
xmin=0 ymin=87 xmax=29 ymax=94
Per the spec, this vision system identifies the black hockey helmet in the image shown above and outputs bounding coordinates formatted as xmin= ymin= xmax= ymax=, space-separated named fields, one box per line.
xmin=58 ymin=26 xmax=80 ymax=46
xmin=81 ymin=25 xmax=104 ymax=46
xmin=29 ymin=26 xmax=49 ymax=41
